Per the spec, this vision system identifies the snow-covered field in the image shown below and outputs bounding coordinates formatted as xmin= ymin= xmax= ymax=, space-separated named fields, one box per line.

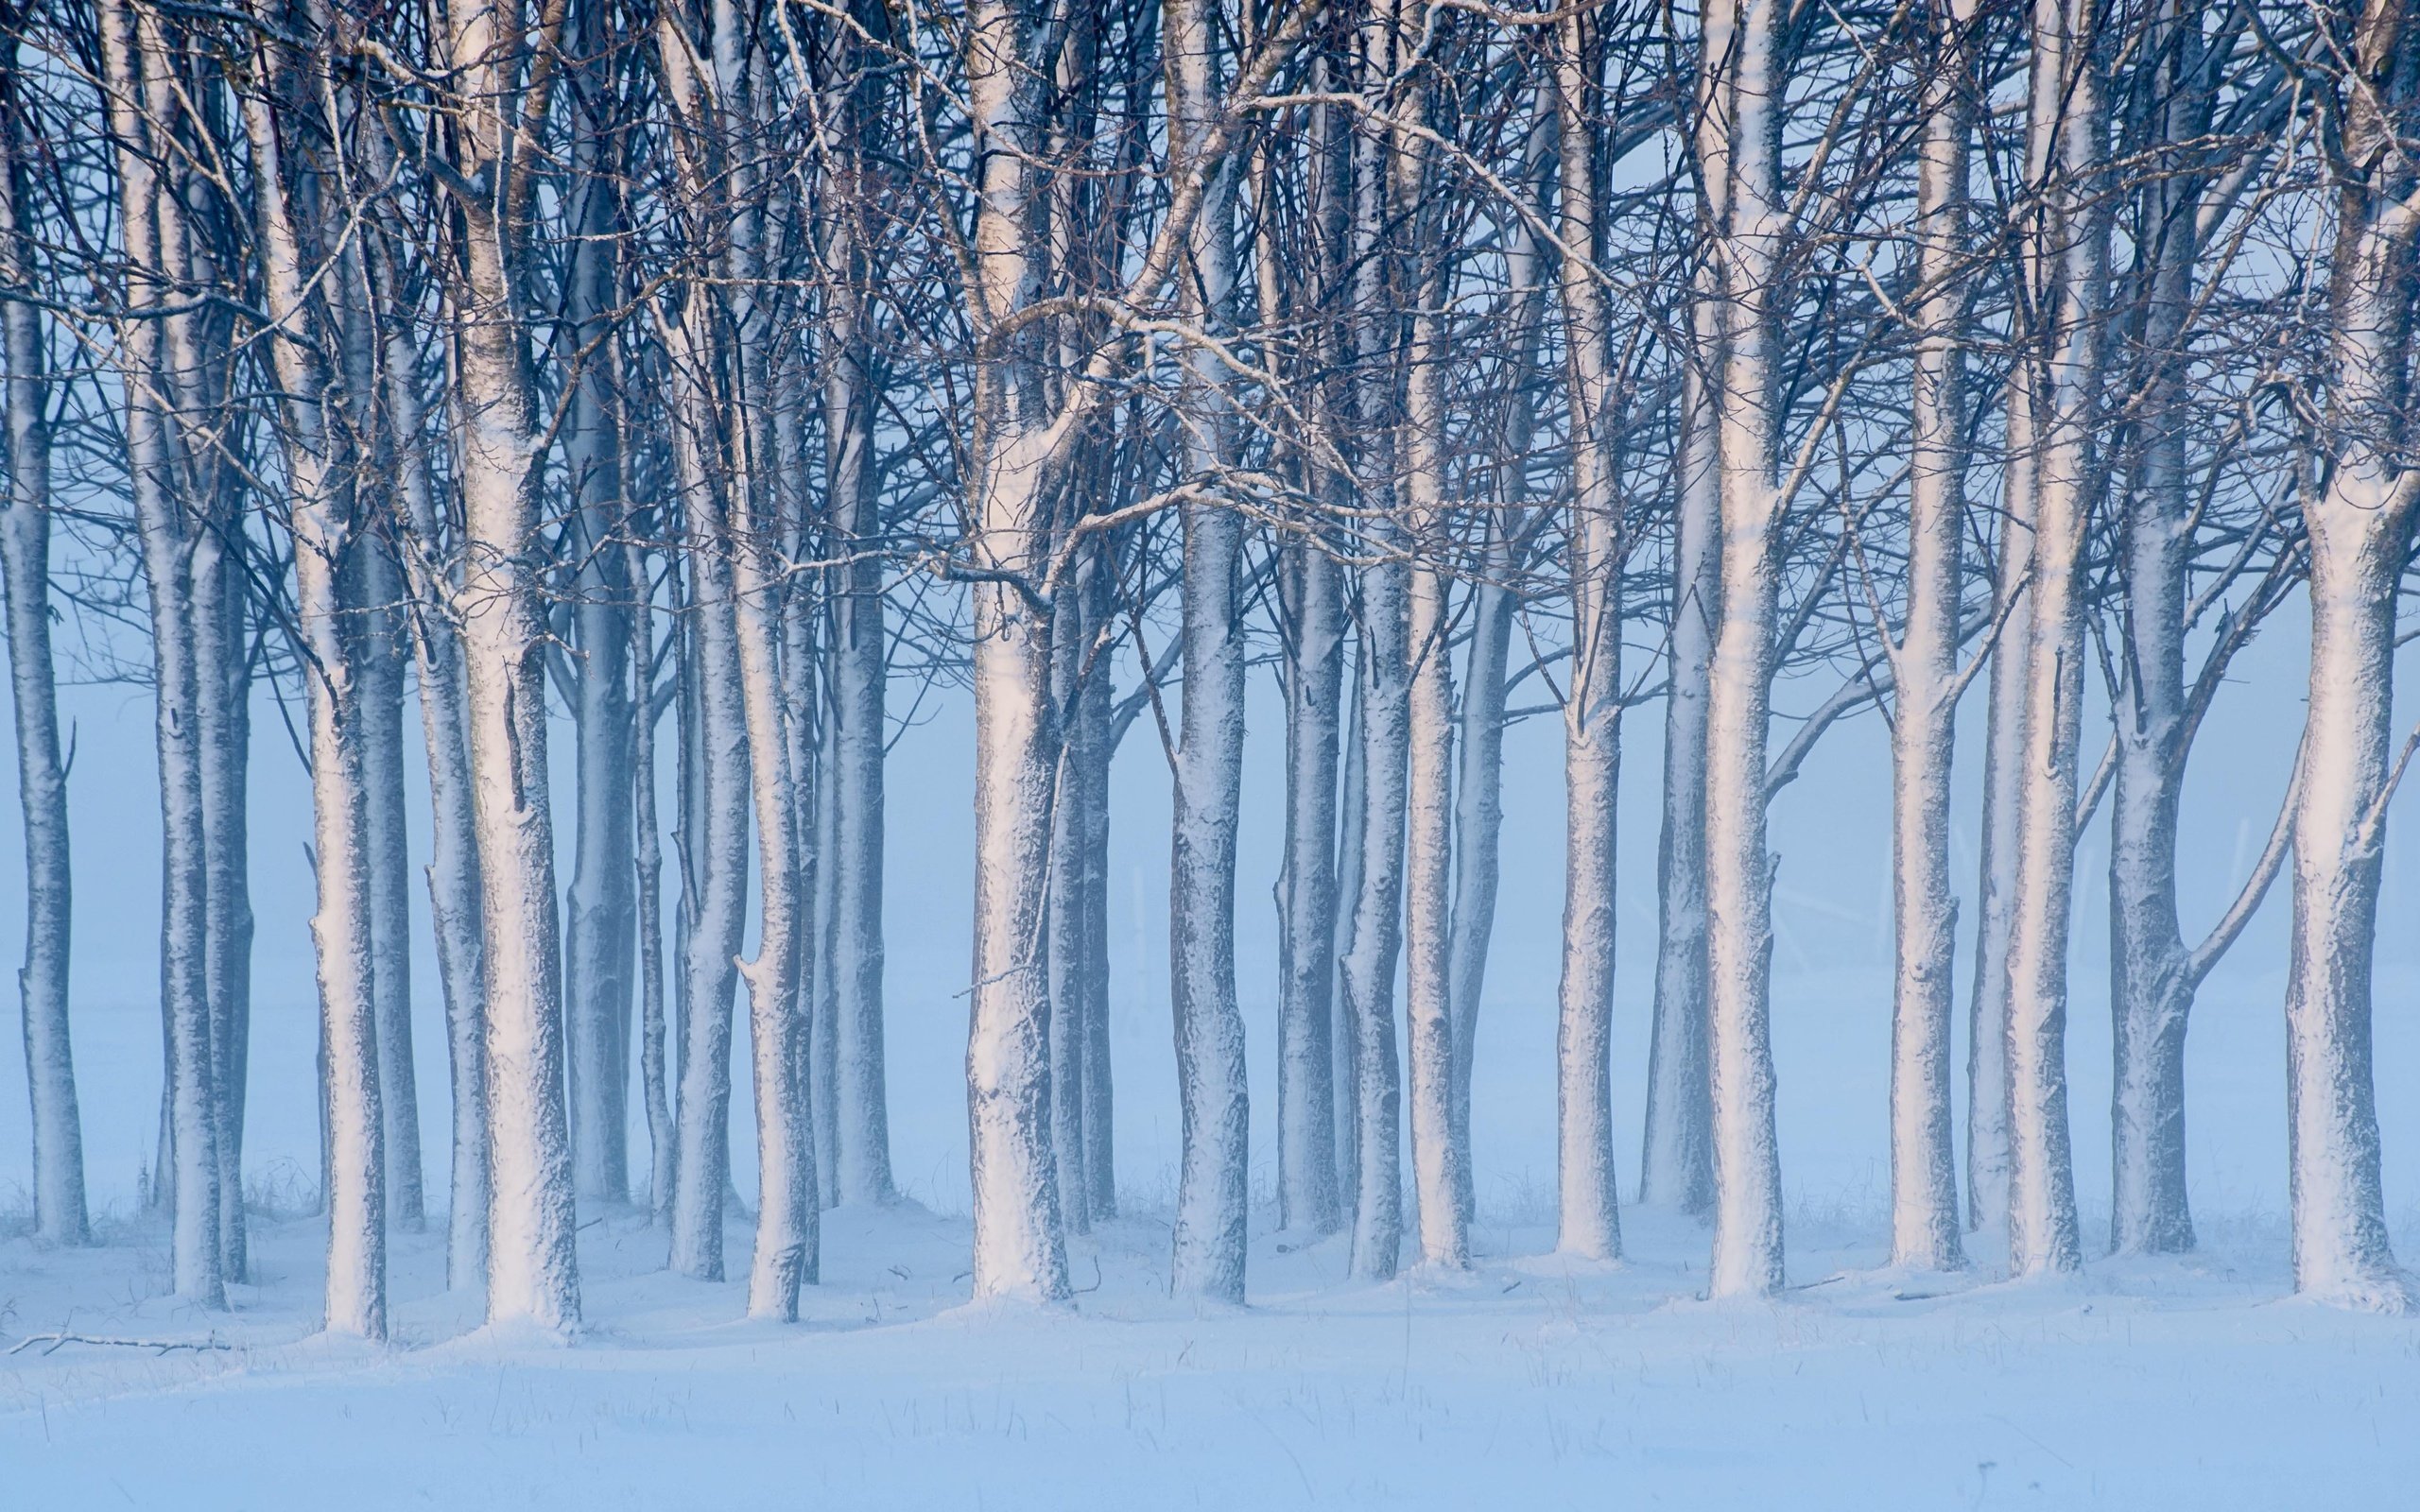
xmin=7 ymin=1193 xmax=2419 ymax=1508
xmin=7 ymin=662 xmax=2420 ymax=1506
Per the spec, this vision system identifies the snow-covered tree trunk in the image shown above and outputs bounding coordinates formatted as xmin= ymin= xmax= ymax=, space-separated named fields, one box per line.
xmin=1640 ymin=268 xmax=1720 ymax=1220
xmin=437 ymin=0 xmax=581 ymax=1332
xmin=1046 ymin=577 xmax=1093 ymax=1236
xmin=732 ymin=436 xmax=819 ymax=1323
xmin=194 ymin=478 xmax=252 ymax=1281
xmin=1965 ymin=404 xmax=2031 ymax=1237
xmin=355 ymin=537 xmax=422 ymax=1236
xmin=2280 ymin=6 xmax=2417 ymax=1310
xmin=100 ymin=0 xmax=220 ymax=1308
xmin=1887 ymin=0 xmax=1973 ymax=1274
xmin=1700 ymin=0 xmax=1788 ymax=1298
xmin=1330 ymin=644 xmax=1367 ymax=1209
xmin=823 ymin=67 xmax=893 ymax=1211
xmin=239 ymin=67 xmax=387 ymax=1337
xmin=1167 ymin=0 xmax=1252 ymax=1300
xmin=662 ymin=305 xmax=749 ymax=1285
xmin=1340 ymin=8 xmax=1408 ymax=1282
xmin=1999 ymin=0 xmax=2106 ymax=1279
xmin=961 ymin=0 xmax=1071 ymax=1303
xmin=2105 ymin=54 xmax=2198 ymax=1255
xmin=378 ymin=243 xmax=491 ymax=1289
xmin=1077 ymin=568 xmax=1119 ymax=1221
xmin=562 ymin=51 xmax=636 ymax=1208
xmin=1278 ymin=533 xmax=1345 ymax=1235
xmin=631 ymin=538 xmax=674 ymax=1222
xmin=1551 ymin=9 xmax=1622 ymax=1264
xmin=0 ymin=60 xmax=85 ymax=1247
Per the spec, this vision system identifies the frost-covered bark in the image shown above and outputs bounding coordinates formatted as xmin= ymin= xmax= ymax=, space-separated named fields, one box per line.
xmin=631 ymin=539 xmax=673 ymax=1222
xmin=100 ymin=0 xmax=220 ymax=1308
xmin=1887 ymin=1 xmax=1973 ymax=1275
xmin=1046 ymin=578 xmax=1093 ymax=1236
xmin=435 ymin=0 xmax=580 ymax=1331
xmin=661 ymin=305 xmax=748 ymax=1285
xmin=733 ymin=431 xmax=819 ymax=1323
xmin=823 ymin=50 xmax=893 ymax=1211
xmin=356 ymin=537 xmax=421 ymax=1237
xmin=562 ymin=43 xmax=636 ymax=1209
xmin=1551 ymin=11 xmax=1622 ymax=1263
xmin=1167 ymin=0 xmax=1252 ymax=1300
xmin=239 ymin=65 xmax=387 ymax=1337
xmin=0 ymin=60 xmax=84 ymax=1247
xmin=2280 ymin=3 xmax=2417 ymax=1311
xmin=1965 ymin=416 xmax=2031 ymax=1237
xmin=1277 ymin=533 xmax=1344 ymax=1235
xmin=1640 ymin=250 xmax=1720 ymax=1220
xmin=1700 ymin=0 xmax=1786 ymax=1298
xmin=377 ymin=238 xmax=490 ymax=1289
xmin=1078 ymin=571 xmax=1119 ymax=1222
xmin=961 ymin=0 xmax=1071 ymax=1303
xmin=1999 ymin=0 xmax=2107 ymax=1279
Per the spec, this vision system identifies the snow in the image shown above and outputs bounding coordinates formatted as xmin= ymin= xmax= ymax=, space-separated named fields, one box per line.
xmin=8 ymin=1194 xmax=2419 ymax=1508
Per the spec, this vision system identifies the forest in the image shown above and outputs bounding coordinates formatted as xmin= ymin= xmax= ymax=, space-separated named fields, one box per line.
xmin=1 ymin=0 xmax=2418 ymax=1503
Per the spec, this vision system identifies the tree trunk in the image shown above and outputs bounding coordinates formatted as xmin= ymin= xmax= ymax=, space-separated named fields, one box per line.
xmin=1701 ymin=0 xmax=1788 ymax=1299
xmin=1888 ymin=1 xmax=1972 ymax=1274
xmin=1552 ymin=10 xmax=1622 ymax=1264
xmin=100 ymin=0 xmax=220 ymax=1308
xmin=0 ymin=60 xmax=86 ymax=1246
xmin=2000 ymin=0 xmax=2105 ymax=1279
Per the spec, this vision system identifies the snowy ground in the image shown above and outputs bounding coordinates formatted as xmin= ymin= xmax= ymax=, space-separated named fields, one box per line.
xmin=7 ymin=1195 xmax=2418 ymax=1509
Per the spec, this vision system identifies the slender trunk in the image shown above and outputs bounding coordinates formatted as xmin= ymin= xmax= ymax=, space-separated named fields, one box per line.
xmin=664 ymin=312 xmax=748 ymax=1283
xmin=381 ymin=250 xmax=490 ymax=1289
xmin=440 ymin=0 xmax=580 ymax=1331
xmin=1166 ymin=1 xmax=1251 ymax=1298
xmin=0 ymin=63 xmax=84 ymax=1246
xmin=1966 ymin=407 xmax=2031 ymax=1235
xmin=631 ymin=539 xmax=674 ymax=1221
xmin=825 ymin=185 xmax=892 ymax=1211
xmin=2000 ymin=0 xmax=2105 ymax=1279
xmin=355 ymin=540 xmax=420 ymax=1235
xmin=1331 ymin=634 xmax=1366 ymax=1209
xmin=1046 ymin=570 xmax=1091 ymax=1234
xmin=1078 ymin=567 xmax=1118 ymax=1221
xmin=1278 ymin=540 xmax=1344 ymax=1234
xmin=101 ymin=0 xmax=220 ymax=1308
xmin=2282 ymin=26 xmax=2416 ymax=1304
xmin=240 ymin=71 xmax=386 ymax=1337
xmin=1640 ymin=301 xmax=1719 ymax=1218
xmin=1552 ymin=14 xmax=1622 ymax=1263
xmin=734 ymin=450 xmax=818 ymax=1322
xmin=1888 ymin=2 xmax=1972 ymax=1273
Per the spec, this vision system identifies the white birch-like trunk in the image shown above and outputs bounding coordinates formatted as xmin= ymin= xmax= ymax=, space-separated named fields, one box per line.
xmin=378 ymin=250 xmax=491 ymax=1289
xmin=2000 ymin=0 xmax=2106 ymax=1278
xmin=824 ymin=107 xmax=893 ymax=1211
xmin=356 ymin=538 xmax=422 ymax=1235
xmin=1046 ymin=579 xmax=1092 ymax=1236
xmin=562 ymin=85 xmax=636 ymax=1207
xmin=963 ymin=0 xmax=1070 ymax=1302
xmin=1888 ymin=2 xmax=1973 ymax=1273
xmin=1551 ymin=12 xmax=1622 ymax=1263
xmin=1640 ymin=272 xmax=1720 ymax=1219
xmin=733 ymin=459 xmax=819 ymax=1322
xmin=240 ymin=72 xmax=387 ymax=1337
xmin=1700 ymin=0 xmax=1788 ymax=1298
xmin=1278 ymin=536 xmax=1345 ymax=1234
xmin=439 ymin=0 xmax=580 ymax=1332
xmin=1167 ymin=0 xmax=1251 ymax=1298
xmin=100 ymin=0 xmax=220 ymax=1308
xmin=0 ymin=67 xmax=85 ymax=1246
xmin=2280 ymin=22 xmax=2417 ymax=1305
xmin=631 ymin=538 xmax=674 ymax=1221
xmin=663 ymin=308 xmax=749 ymax=1284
